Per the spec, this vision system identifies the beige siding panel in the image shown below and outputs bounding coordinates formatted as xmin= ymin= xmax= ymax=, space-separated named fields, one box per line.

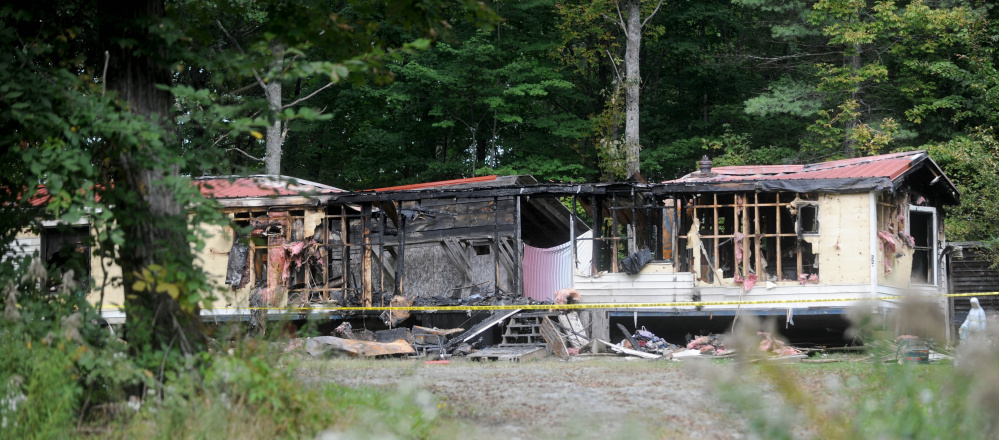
xmin=802 ymin=193 xmax=871 ymax=285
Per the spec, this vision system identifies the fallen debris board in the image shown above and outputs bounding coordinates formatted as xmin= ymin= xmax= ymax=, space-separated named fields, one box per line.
xmin=412 ymin=326 xmax=464 ymax=336
xmin=468 ymin=346 xmax=547 ymax=362
xmin=306 ymin=336 xmax=416 ymax=358
xmin=596 ymin=339 xmax=661 ymax=360
xmin=801 ymin=358 xmax=842 ymax=364
xmin=380 ymin=295 xmax=413 ymax=327
xmin=768 ymin=354 xmax=807 ymax=364
xmin=558 ymin=313 xmax=589 ymax=348
xmin=671 ymin=349 xmax=704 ymax=359
xmin=616 ymin=323 xmax=640 ymax=351
xmin=444 ymin=309 xmax=521 ymax=350
xmin=540 ymin=316 xmax=570 ymax=360
xmin=747 ymin=354 xmax=808 ymax=364
xmin=375 ymin=328 xmax=413 ymax=344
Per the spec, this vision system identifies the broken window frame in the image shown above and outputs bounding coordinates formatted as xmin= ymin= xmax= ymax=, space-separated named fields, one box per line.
xmin=797 ymin=203 xmax=820 ymax=235
xmin=230 ymin=207 xmax=364 ymax=305
xmin=908 ymin=205 xmax=937 ymax=285
xmin=675 ymin=192 xmax=818 ymax=283
xmin=40 ymin=221 xmax=92 ymax=286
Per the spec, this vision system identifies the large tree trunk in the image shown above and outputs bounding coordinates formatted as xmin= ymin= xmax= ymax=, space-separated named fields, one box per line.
xmin=101 ymin=0 xmax=205 ymax=364
xmin=265 ymin=44 xmax=286 ymax=175
xmin=623 ymin=0 xmax=642 ymax=178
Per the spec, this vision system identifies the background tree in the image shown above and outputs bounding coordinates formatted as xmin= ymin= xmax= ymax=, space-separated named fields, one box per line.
xmin=173 ymin=0 xmax=496 ymax=176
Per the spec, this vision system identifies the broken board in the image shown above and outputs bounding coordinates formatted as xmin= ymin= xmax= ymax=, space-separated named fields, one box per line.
xmin=444 ymin=309 xmax=521 ymax=350
xmin=557 ymin=312 xmax=589 ymax=348
xmin=596 ymin=339 xmax=662 ymax=359
xmin=305 ymin=336 xmax=416 ymax=358
xmin=540 ymin=316 xmax=570 ymax=360
xmin=467 ymin=346 xmax=547 ymax=362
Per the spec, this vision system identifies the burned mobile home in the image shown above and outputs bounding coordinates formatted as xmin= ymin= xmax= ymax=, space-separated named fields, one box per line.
xmin=5 ymin=151 xmax=965 ymax=343
xmin=570 ymin=151 xmax=961 ymax=341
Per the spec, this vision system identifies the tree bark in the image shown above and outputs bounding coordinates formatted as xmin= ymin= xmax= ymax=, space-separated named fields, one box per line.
xmin=623 ymin=0 xmax=642 ymax=178
xmin=264 ymin=44 xmax=286 ymax=175
xmin=101 ymin=0 xmax=204 ymax=364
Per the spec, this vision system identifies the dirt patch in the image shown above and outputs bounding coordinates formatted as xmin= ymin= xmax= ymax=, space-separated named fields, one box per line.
xmin=299 ymin=356 xmax=751 ymax=439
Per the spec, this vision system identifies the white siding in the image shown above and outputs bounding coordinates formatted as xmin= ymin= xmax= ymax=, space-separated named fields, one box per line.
xmin=2 ymin=237 xmax=40 ymax=269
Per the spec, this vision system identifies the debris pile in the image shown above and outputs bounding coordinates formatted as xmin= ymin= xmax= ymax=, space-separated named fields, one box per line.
xmin=685 ymin=334 xmax=733 ymax=356
xmin=757 ymin=331 xmax=802 ymax=356
xmin=617 ymin=326 xmax=680 ymax=356
xmin=292 ymin=312 xmax=808 ymax=362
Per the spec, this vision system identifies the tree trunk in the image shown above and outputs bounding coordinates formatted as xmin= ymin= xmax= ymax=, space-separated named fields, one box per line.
xmin=265 ymin=44 xmax=285 ymax=175
xmin=844 ymin=43 xmax=861 ymax=158
xmin=101 ymin=0 xmax=205 ymax=365
xmin=623 ymin=0 xmax=642 ymax=178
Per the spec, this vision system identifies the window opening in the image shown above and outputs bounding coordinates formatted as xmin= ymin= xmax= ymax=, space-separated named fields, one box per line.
xmin=41 ymin=225 xmax=91 ymax=290
xmin=798 ymin=204 xmax=819 ymax=234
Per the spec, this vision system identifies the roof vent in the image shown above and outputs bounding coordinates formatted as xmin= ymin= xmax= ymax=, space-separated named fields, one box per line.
xmin=697 ymin=155 xmax=715 ymax=177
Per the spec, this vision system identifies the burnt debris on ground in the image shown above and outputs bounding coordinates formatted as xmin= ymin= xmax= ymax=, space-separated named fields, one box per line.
xmin=288 ymin=310 xmax=842 ymax=362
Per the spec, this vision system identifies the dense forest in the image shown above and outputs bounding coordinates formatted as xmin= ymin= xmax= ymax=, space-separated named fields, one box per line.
xmin=171 ymin=0 xmax=999 ymax=242
xmin=195 ymin=0 xmax=996 ymax=185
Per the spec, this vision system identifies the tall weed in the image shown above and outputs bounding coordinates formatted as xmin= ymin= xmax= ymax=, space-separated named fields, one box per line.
xmin=1 ymin=258 xmax=146 ymax=439
xmin=708 ymin=298 xmax=998 ymax=439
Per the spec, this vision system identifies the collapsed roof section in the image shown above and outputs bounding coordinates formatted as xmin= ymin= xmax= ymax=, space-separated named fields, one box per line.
xmin=346 ymin=175 xmax=591 ymax=248
xmin=194 ymin=175 xmax=345 ymax=208
xmin=659 ymin=151 xmax=960 ymax=205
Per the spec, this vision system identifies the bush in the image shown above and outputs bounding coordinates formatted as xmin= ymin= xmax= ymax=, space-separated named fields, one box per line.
xmin=124 ymin=338 xmax=441 ymax=439
xmin=1 ymin=258 xmax=146 ymax=439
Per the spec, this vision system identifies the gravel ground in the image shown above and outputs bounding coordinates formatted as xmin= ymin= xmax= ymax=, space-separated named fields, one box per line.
xmin=299 ymin=355 xmax=756 ymax=440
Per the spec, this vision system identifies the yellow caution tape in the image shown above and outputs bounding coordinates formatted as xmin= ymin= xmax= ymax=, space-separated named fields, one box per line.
xmin=94 ymin=291 xmax=999 ymax=312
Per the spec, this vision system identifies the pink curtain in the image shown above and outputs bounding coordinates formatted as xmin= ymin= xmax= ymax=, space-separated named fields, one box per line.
xmin=522 ymin=241 xmax=573 ymax=301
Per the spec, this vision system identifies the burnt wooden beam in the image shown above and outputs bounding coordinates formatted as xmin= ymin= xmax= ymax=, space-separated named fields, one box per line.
xmin=493 ymin=196 xmax=500 ymax=295
xmin=611 ymin=193 xmax=619 ymax=272
xmin=496 ymin=238 xmax=518 ymax=283
xmin=514 ymin=195 xmax=523 ymax=297
xmin=361 ymin=203 xmax=373 ymax=307
xmin=570 ymin=194 xmax=576 ymax=270
xmin=328 ymin=184 xmax=649 ymax=204
xmin=440 ymin=238 xmax=475 ymax=283
xmin=379 ymin=224 xmax=516 ymax=245
xmin=394 ymin=212 xmax=405 ymax=296
xmin=592 ymin=196 xmax=603 ymax=273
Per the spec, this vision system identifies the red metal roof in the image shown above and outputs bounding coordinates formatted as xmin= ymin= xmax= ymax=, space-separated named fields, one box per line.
xmin=28 ymin=186 xmax=51 ymax=207
xmin=668 ymin=151 xmax=926 ymax=184
xmin=367 ymin=175 xmax=499 ymax=192
xmin=195 ymin=176 xmax=343 ymax=199
xmin=23 ymin=185 xmax=104 ymax=207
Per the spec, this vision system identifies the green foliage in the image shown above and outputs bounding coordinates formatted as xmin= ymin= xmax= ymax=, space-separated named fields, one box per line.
xmin=478 ymin=157 xmax=591 ymax=183
xmin=717 ymin=360 xmax=992 ymax=439
xmin=926 ymin=129 xmax=999 ymax=242
xmin=744 ymin=77 xmax=824 ymax=118
xmin=1 ymin=259 xmax=147 ymax=439
xmin=172 ymin=0 xmax=501 ymax=176
xmin=278 ymin=0 xmax=597 ymax=188
xmin=123 ymin=338 xmax=442 ymax=439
